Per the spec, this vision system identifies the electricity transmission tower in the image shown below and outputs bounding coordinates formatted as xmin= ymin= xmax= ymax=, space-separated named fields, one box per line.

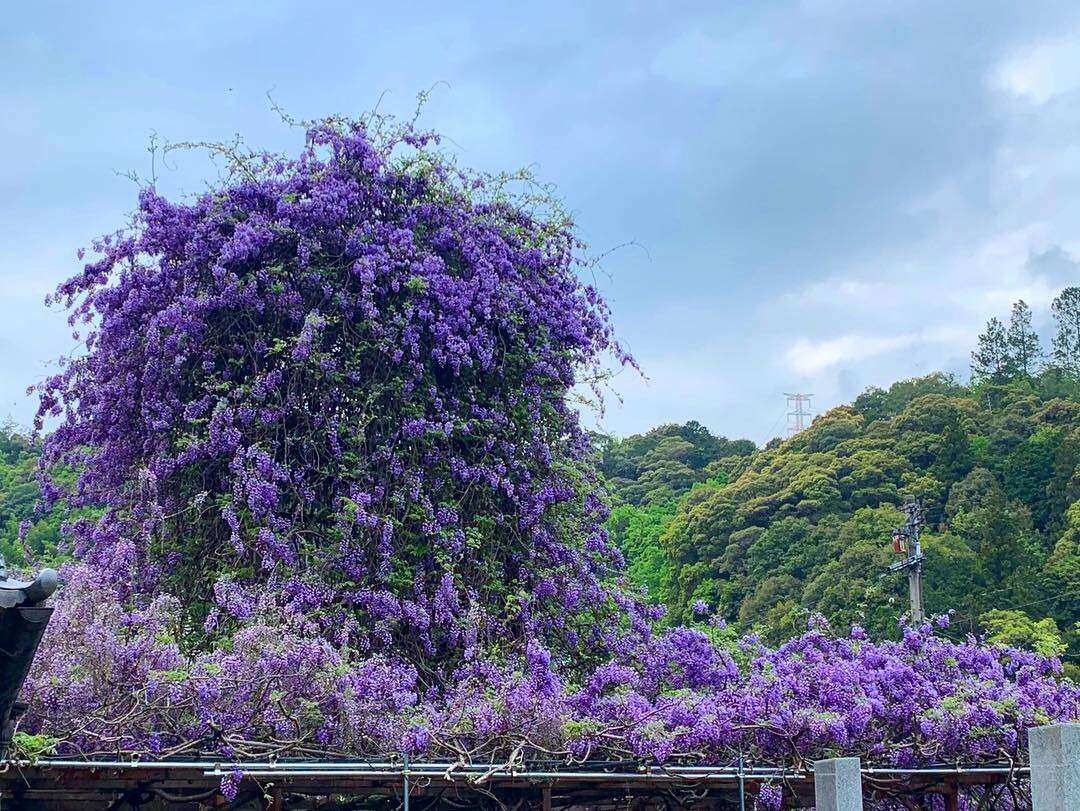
xmin=888 ymin=500 xmax=925 ymax=624
xmin=784 ymin=393 xmax=813 ymax=436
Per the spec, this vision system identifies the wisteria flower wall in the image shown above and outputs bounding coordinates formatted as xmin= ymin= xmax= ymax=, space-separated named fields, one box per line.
xmin=19 ymin=116 xmax=1080 ymax=768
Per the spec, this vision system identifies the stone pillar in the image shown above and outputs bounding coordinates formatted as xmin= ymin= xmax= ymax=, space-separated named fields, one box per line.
xmin=813 ymin=757 xmax=864 ymax=811
xmin=1030 ymin=724 xmax=1080 ymax=811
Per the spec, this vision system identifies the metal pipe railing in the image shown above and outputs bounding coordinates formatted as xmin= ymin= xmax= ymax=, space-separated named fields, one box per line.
xmin=6 ymin=757 xmax=1028 ymax=780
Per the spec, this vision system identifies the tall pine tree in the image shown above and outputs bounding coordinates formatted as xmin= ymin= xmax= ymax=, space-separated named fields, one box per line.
xmin=1007 ymin=299 xmax=1042 ymax=377
xmin=1052 ymin=287 xmax=1080 ymax=377
xmin=972 ymin=316 xmax=1011 ymax=383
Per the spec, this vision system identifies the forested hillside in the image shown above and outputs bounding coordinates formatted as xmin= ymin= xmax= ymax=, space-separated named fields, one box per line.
xmin=601 ymin=290 xmax=1080 ymax=663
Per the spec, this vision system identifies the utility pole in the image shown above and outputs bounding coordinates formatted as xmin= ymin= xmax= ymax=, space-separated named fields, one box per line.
xmin=888 ymin=500 xmax=925 ymax=624
xmin=784 ymin=393 xmax=813 ymax=436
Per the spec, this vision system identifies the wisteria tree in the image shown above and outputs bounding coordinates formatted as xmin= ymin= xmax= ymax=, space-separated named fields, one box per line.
xmin=34 ymin=114 xmax=649 ymax=670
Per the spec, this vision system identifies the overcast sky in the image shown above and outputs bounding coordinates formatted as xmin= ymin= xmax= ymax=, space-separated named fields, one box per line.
xmin=3 ymin=1 xmax=1080 ymax=443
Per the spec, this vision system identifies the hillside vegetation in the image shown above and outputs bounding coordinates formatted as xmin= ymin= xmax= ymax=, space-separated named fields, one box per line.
xmin=601 ymin=291 xmax=1080 ymax=663
xmin=0 ymin=428 xmax=63 ymax=567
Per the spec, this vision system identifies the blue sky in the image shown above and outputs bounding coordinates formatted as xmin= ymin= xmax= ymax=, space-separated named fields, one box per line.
xmin=3 ymin=1 xmax=1080 ymax=443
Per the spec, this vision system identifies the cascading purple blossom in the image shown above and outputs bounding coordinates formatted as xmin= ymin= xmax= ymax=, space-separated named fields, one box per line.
xmin=34 ymin=115 xmax=647 ymax=671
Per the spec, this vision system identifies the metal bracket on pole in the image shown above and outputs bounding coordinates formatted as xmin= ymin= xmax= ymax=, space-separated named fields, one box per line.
xmin=888 ymin=500 xmax=925 ymax=624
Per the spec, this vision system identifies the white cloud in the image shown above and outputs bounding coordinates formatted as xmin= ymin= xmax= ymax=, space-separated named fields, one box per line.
xmin=995 ymin=31 xmax=1080 ymax=105
xmin=974 ymin=277 xmax=1061 ymax=312
xmin=785 ymin=327 xmax=968 ymax=376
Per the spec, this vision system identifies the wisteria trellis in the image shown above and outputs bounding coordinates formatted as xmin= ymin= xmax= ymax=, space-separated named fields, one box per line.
xmin=18 ymin=117 xmax=1080 ymax=791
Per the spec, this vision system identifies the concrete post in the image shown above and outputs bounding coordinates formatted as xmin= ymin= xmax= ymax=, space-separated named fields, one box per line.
xmin=1030 ymin=724 xmax=1080 ymax=811
xmin=813 ymin=757 xmax=864 ymax=811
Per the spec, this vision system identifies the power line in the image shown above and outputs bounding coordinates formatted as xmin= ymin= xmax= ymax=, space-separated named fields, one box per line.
xmin=995 ymin=588 xmax=1080 ymax=614
xmin=947 ymin=579 xmax=1075 ymax=617
xmin=944 ymin=587 xmax=1080 ymax=635
xmin=764 ymin=404 xmax=790 ymax=442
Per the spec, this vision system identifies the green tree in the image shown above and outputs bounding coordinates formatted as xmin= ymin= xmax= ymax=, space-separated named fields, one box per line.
xmin=1042 ymin=500 xmax=1080 ymax=636
xmin=1006 ymin=299 xmax=1042 ymax=377
xmin=922 ymin=532 xmax=984 ymax=621
xmin=852 ymin=373 xmax=965 ymax=424
xmin=1051 ymin=287 xmax=1080 ymax=377
xmin=598 ymin=422 xmax=755 ymax=506
xmin=1000 ymin=426 xmax=1062 ymax=531
xmin=801 ymin=507 xmax=907 ymax=637
xmin=606 ymin=501 xmax=679 ymax=600
xmin=949 ymin=471 xmax=1044 ymax=590
xmin=972 ymin=316 xmax=1012 ymax=383
xmin=980 ymin=609 xmax=1067 ymax=657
